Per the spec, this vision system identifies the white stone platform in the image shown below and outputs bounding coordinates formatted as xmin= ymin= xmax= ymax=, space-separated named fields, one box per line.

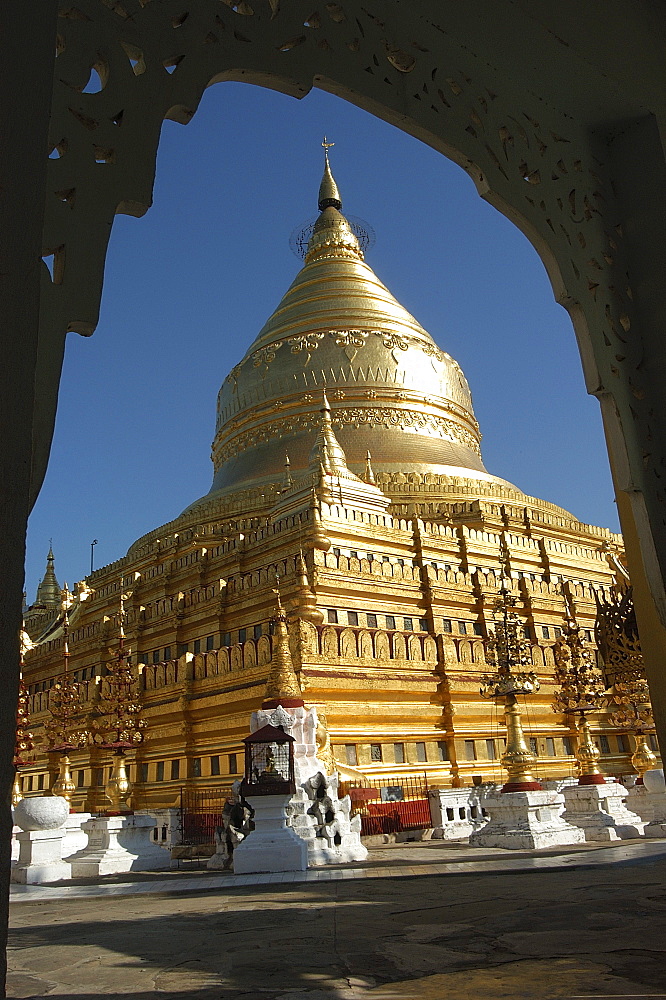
xmin=563 ymin=782 xmax=645 ymax=841
xmin=62 ymin=812 xmax=93 ymax=857
xmin=469 ymin=788 xmax=585 ymax=850
xmin=429 ymin=786 xmax=490 ymax=840
xmin=626 ymin=783 xmax=657 ymax=822
xmin=11 ymin=795 xmax=71 ymax=884
xmin=12 ymin=829 xmax=71 ymax=884
xmin=639 ymin=769 xmax=666 ymax=837
xmin=67 ymin=815 xmax=167 ymax=877
xmin=234 ymin=794 xmax=307 ymax=874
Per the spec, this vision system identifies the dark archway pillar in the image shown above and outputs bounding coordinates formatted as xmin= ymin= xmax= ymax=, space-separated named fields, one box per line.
xmin=600 ymin=113 xmax=666 ymax=759
xmin=0 ymin=3 xmax=57 ymax=992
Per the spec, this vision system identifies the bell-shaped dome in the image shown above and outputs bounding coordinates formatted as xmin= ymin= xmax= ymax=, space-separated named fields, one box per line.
xmin=194 ymin=148 xmax=518 ymax=509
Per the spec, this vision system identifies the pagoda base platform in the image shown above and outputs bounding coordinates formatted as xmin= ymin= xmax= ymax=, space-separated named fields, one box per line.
xmin=469 ymin=789 xmax=585 ymax=850
xmin=67 ymin=815 xmax=166 ymax=876
xmin=562 ymin=783 xmax=645 ymax=841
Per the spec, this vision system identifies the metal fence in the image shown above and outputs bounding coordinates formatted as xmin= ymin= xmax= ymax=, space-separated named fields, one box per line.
xmin=339 ymin=774 xmax=432 ymax=836
xmin=179 ymin=786 xmax=231 ymax=846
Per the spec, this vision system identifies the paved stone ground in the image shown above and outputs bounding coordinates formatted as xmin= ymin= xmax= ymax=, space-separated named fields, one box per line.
xmin=8 ymin=842 xmax=666 ymax=999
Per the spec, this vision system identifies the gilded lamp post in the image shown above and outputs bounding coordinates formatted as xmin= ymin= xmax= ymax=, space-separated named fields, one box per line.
xmin=43 ymin=586 xmax=87 ymax=803
xmin=595 ymin=584 xmax=658 ymax=781
xmin=89 ymin=587 xmax=146 ymax=812
xmin=552 ymin=596 xmax=607 ymax=784
xmin=480 ymin=584 xmax=541 ymax=792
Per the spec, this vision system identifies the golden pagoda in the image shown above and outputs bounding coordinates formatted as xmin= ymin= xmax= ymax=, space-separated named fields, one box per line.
xmin=20 ymin=145 xmax=656 ymax=812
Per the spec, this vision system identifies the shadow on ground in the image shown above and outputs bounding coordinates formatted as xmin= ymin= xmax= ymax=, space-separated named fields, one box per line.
xmin=8 ymin=856 xmax=666 ymax=999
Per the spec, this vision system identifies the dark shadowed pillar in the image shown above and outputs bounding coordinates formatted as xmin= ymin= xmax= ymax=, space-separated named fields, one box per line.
xmin=602 ymin=114 xmax=666 ymax=762
xmin=0 ymin=3 xmax=57 ymax=995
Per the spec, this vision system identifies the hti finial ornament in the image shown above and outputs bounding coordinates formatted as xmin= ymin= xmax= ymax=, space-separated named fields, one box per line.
xmin=290 ymin=140 xmax=375 ymax=259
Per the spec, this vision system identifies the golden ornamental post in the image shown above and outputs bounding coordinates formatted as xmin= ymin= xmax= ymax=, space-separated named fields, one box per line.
xmin=480 ymin=579 xmax=541 ymax=793
xmin=552 ymin=595 xmax=607 ymax=785
xmin=43 ymin=586 xmax=87 ymax=805
xmin=88 ymin=584 xmax=146 ymax=813
xmin=595 ymin=584 xmax=659 ymax=782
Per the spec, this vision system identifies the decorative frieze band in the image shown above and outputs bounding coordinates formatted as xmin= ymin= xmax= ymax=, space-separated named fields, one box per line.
xmin=214 ymin=405 xmax=481 ymax=466
xmin=238 ymin=328 xmax=454 ymax=378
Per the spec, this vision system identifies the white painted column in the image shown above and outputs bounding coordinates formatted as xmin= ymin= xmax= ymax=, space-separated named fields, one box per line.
xmin=233 ymin=795 xmax=307 ymax=874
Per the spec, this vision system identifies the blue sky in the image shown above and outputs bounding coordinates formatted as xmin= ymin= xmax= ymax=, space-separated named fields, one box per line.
xmin=26 ymin=83 xmax=619 ymax=601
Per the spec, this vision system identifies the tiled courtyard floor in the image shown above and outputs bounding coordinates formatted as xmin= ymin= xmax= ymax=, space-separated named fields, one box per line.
xmin=8 ymin=839 xmax=666 ymax=999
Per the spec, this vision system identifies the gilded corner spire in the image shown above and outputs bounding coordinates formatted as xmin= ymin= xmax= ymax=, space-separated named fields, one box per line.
xmin=318 ymin=137 xmax=342 ymax=211
xmin=36 ymin=544 xmax=61 ymax=608
xmin=309 ymin=390 xmax=357 ymax=478
xmin=296 ymin=550 xmax=324 ymax=626
xmin=263 ymin=584 xmax=304 ymax=706
xmin=283 ymin=453 xmax=293 ymax=489
xmin=364 ymin=451 xmax=376 ymax=485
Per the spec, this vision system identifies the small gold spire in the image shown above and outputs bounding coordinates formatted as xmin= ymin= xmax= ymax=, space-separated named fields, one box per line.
xmin=364 ymin=450 xmax=376 ymax=485
xmin=263 ymin=587 xmax=304 ymax=705
xmin=318 ymin=137 xmax=341 ymax=211
xmin=36 ymin=544 xmax=61 ymax=607
xmin=311 ymin=489 xmax=332 ymax=551
xmin=296 ymin=550 xmax=324 ymax=626
xmin=309 ymin=391 xmax=358 ymax=478
xmin=283 ymin=453 xmax=293 ymax=489
xmin=317 ymin=461 xmax=333 ymax=503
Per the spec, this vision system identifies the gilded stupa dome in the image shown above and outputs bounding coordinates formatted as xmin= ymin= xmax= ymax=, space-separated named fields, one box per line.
xmin=191 ymin=147 xmax=519 ymax=512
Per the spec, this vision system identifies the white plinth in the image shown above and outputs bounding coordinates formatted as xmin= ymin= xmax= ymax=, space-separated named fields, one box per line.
xmin=469 ymin=789 xmax=585 ymax=850
xmin=233 ymin=794 xmax=307 ymax=874
xmin=638 ymin=769 xmax=666 ymax=836
xmin=562 ymin=782 xmax=645 ymax=841
xmin=11 ymin=829 xmax=70 ymax=884
xmin=626 ymin=784 xmax=656 ymax=822
xmin=429 ymin=787 xmax=490 ymax=840
xmin=67 ymin=815 xmax=167 ymax=876
xmin=62 ymin=812 xmax=93 ymax=858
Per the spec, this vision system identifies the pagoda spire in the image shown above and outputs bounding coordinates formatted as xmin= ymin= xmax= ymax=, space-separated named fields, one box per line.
xmin=318 ymin=137 xmax=342 ymax=211
xmin=35 ymin=544 xmax=61 ymax=608
xmin=263 ymin=586 xmax=304 ymax=709
xmin=306 ymin=141 xmax=362 ymax=264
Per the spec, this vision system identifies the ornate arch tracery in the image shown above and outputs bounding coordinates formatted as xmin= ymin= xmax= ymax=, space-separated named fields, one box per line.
xmin=40 ymin=0 xmax=664 ymax=622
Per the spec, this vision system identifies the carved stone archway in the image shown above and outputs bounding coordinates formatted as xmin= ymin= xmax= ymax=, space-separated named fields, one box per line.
xmin=3 ymin=1 xmax=666 ymax=981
